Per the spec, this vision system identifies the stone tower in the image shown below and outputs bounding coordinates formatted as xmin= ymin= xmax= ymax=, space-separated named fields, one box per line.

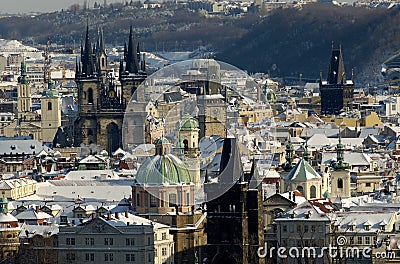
xmin=17 ymin=60 xmax=32 ymax=120
xmin=319 ymin=45 xmax=354 ymax=115
xmin=41 ymin=80 xmax=61 ymax=143
xmin=330 ymin=130 xmax=351 ymax=198
xmin=74 ymin=24 xmax=146 ymax=153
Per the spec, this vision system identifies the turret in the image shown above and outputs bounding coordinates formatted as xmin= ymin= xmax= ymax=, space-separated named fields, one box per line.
xmin=283 ymin=135 xmax=294 ymax=171
xmin=334 ymin=129 xmax=348 ymax=170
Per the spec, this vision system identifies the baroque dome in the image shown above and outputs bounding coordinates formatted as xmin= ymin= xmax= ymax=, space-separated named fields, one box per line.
xmin=136 ymin=154 xmax=191 ymax=185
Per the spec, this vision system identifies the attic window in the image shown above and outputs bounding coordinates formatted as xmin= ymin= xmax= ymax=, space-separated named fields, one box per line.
xmin=10 ymin=145 xmax=16 ymax=150
xmin=30 ymin=145 xmax=35 ymax=149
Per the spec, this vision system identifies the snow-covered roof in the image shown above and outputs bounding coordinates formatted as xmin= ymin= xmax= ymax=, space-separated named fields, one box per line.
xmin=321 ymin=152 xmax=371 ymax=167
xmin=15 ymin=207 xmax=52 ymax=221
xmin=65 ymin=170 xmax=119 ymax=181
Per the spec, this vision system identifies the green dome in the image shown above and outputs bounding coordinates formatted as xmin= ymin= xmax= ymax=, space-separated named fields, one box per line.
xmin=136 ymin=154 xmax=191 ymax=185
xmin=264 ymin=85 xmax=277 ymax=103
xmin=43 ymin=88 xmax=59 ymax=98
xmin=180 ymin=116 xmax=198 ymax=131
xmin=154 ymin=137 xmax=170 ymax=145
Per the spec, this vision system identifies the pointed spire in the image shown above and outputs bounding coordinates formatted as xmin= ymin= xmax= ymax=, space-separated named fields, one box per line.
xmin=303 ymin=142 xmax=310 ymax=162
xmin=119 ymin=59 xmax=124 ymax=77
xmin=126 ymin=26 xmax=139 ymax=74
xmin=284 ymin=134 xmax=294 ymax=171
xmin=82 ymin=21 xmax=94 ymax=77
xmin=18 ymin=60 xmax=29 ymax=84
xmin=334 ymin=128 xmax=348 ymax=170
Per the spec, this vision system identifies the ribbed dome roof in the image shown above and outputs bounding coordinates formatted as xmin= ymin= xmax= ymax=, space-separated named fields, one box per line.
xmin=284 ymin=158 xmax=321 ymax=181
xmin=154 ymin=137 xmax=170 ymax=145
xmin=43 ymin=88 xmax=59 ymax=98
xmin=136 ymin=154 xmax=191 ymax=185
xmin=180 ymin=116 xmax=198 ymax=131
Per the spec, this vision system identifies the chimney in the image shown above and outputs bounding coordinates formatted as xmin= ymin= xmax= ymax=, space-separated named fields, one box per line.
xmin=125 ymin=210 xmax=129 ymax=218
xmin=115 ymin=212 xmax=119 ymax=219
xmin=107 ymin=213 xmax=111 ymax=220
xmin=35 ymin=206 xmax=39 ymax=213
xmin=91 ymin=213 xmax=96 ymax=219
xmin=293 ymin=192 xmax=296 ymax=203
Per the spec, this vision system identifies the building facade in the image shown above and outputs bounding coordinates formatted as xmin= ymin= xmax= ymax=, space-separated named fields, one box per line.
xmin=74 ymin=25 xmax=146 ymax=153
xmin=58 ymin=213 xmax=174 ymax=264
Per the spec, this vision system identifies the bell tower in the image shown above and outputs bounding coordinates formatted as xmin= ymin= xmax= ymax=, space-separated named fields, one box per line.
xmin=17 ymin=60 xmax=32 ymax=120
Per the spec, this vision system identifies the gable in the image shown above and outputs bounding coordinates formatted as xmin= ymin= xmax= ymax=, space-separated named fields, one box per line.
xmin=76 ymin=218 xmax=121 ymax=235
xmin=264 ymin=193 xmax=296 ymax=206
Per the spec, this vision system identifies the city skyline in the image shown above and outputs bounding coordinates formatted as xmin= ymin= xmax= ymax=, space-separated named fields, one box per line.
xmin=1 ymin=0 xmax=132 ymax=14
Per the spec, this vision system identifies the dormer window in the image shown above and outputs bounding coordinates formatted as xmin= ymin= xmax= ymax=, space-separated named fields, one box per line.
xmin=364 ymin=222 xmax=371 ymax=231
xmin=10 ymin=145 xmax=16 ymax=150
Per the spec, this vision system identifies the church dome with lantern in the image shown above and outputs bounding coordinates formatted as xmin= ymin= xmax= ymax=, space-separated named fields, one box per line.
xmin=135 ymin=137 xmax=191 ymax=185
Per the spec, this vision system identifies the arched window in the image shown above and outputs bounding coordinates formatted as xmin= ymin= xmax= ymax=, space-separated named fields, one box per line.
xmin=47 ymin=102 xmax=52 ymax=111
xmin=310 ymin=185 xmax=316 ymax=199
xmin=88 ymin=129 xmax=93 ymax=136
xmin=183 ymin=139 xmax=188 ymax=150
xmin=88 ymin=88 xmax=93 ymax=104
xmin=297 ymin=186 xmax=304 ymax=195
xmin=102 ymin=58 xmax=105 ymax=67
xmin=338 ymin=178 xmax=343 ymax=189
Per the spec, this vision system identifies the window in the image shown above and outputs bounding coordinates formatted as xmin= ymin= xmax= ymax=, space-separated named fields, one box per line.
xmin=104 ymin=253 xmax=113 ymax=262
xmin=66 ymin=238 xmax=75 ymax=245
xmin=304 ymin=225 xmax=309 ymax=233
xmin=88 ymin=88 xmax=94 ymax=104
xmin=337 ymin=178 xmax=343 ymax=189
xmin=162 ymin=247 xmax=167 ymax=256
xmin=392 ymin=104 xmax=396 ymax=111
xmin=126 ymin=254 xmax=135 ymax=262
xmin=297 ymin=224 xmax=301 ymax=233
xmin=169 ymin=193 xmax=177 ymax=207
xmin=311 ymin=225 xmax=316 ymax=233
xmin=85 ymin=253 xmax=95 ymax=262
xmin=148 ymin=237 xmax=151 ymax=245
xmin=136 ymin=193 xmax=140 ymax=206
xmin=104 ymin=238 xmax=113 ymax=245
xmin=283 ymin=225 xmax=287 ymax=233
xmin=47 ymin=102 xmax=52 ymax=111
xmin=186 ymin=192 xmax=190 ymax=206
xmin=310 ymin=185 xmax=316 ymax=199
xmin=85 ymin=237 xmax=94 ymax=245
xmin=148 ymin=253 xmax=151 ymax=262
xmin=365 ymin=237 xmax=371 ymax=245
xmin=126 ymin=238 xmax=135 ymax=246
xmin=366 ymin=183 xmax=371 ymax=187
xmin=297 ymin=186 xmax=304 ymax=195
xmin=150 ymin=195 xmax=158 ymax=207
xmin=162 ymin=232 xmax=167 ymax=240
xmin=67 ymin=253 xmax=76 ymax=261
xmin=357 ymin=236 xmax=363 ymax=245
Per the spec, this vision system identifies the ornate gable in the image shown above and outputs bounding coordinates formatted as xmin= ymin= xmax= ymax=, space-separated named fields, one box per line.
xmin=76 ymin=217 xmax=121 ymax=235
